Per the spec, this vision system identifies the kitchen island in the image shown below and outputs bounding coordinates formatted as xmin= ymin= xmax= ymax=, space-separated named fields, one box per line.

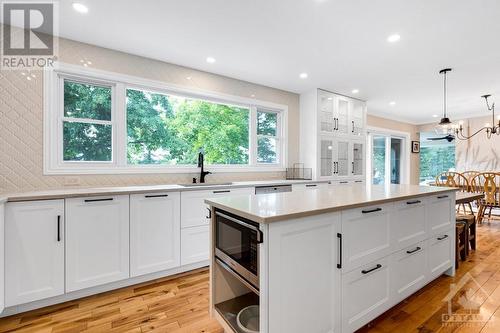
xmin=206 ymin=184 xmax=457 ymax=333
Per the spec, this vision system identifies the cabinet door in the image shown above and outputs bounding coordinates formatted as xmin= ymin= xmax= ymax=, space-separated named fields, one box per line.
xmin=319 ymin=137 xmax=334 ymax=178
xmin=66 ymin=195 xmax=129 ymax=292
xmin=427 ymin=231 xmax=453 ymax=280
xmin=341 ymin=203 xmax=392 ymax=272
xmin=268 ymin=213 xmax=341 ymax=333
xmin=292 ymin=182 xmax=329 ymax=191
xmin=392 ymin=198 xmax=427 ymax=250
xmin=130 ymin=192 xmax=180 ymax=277
xmin=318 ymin=91 xmax=335 ymax=134
xmin=5 ymin=200 xmax=65 ymax=306
xmin=181 ymin=187 xmax=254 ymax=228
xmin=342 ymin=257 xmax=390 ymax=333
xmin=351 ymin=140 xmax=365 ymax=179
xmin=181 ymin=225 xmax=210 ymax=265
xmin=351 ymin=100 xmax=365 ymax=136
xmin=335 ymin=96 xmax=350 ymax=136
xmin=334 ymin=139 xmax=350 ymax=179
xmin=390 ymin=241 xmax=427 ymax=302
xmin=427 ymin=193 xmax=454 ymax=236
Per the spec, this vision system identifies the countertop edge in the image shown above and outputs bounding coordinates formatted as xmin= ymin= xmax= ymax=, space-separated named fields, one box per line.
xmin=205 ymin=187 xmax=459 ymax=224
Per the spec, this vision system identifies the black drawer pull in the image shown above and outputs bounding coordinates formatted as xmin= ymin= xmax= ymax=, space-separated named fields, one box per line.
xmin=57 ymin=215 xmax=61 ymax=242
xmin=362 ymin=264 xmax=382 ymax=274
xmin=337 ymin=233 xmax=342 ymax=269
xmin=213 ymin=190 xmax=231 ymax=194
xmin=206 ymin=207 xmax=212 ymax=219
xmin=406 ymin=246 xmax=421 ymax=254
xmin=355 ymin=180 xmax=363 ymax=183
xmin=362 ymin=208 xmax=382 ymax=214
xmin=306 ymin=184 xmax=317 ymax=187
xmin=339 ymin=181 xmax=348 ymax=184
xmin=406 ymin=200 xmax=421 ymax=205
xmin=437 ymin=235 xmax=449 ymax=241
xmin=145 ymin=194 xmax=169 ymax=198
xmin=437 ymin=195 xmax=449 ymax=199
xmin=84 ymin=198 xmax=113 ymax=203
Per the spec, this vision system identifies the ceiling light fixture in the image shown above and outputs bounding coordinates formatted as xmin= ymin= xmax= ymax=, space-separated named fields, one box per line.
xmin=206 ymin=57 xmax=216 ymax=64
xmin=387 ymin=34 xmax=401 ymax=43
xmin=455 ymin=95 xmax=499 ymax=139
xmin=299 ymin=72 xmax=308 ymax=79
xmin=351 ymin=89 xmax=359 ymax=94
xmin=72 ymin=2 xmax=89 ymax=13
xmin=389 ymin=101 xmax=396 ymax=106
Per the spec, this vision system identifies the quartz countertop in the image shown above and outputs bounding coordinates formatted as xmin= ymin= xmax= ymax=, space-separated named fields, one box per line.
xmin=0 ymin=179 xmax=326 ymax=203
xmin=205 ymin=184 xmax=458 ymax=223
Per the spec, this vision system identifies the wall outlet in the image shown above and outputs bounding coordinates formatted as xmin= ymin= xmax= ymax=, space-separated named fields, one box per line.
xmin=64 ymin=176 xmax=81 ymax=186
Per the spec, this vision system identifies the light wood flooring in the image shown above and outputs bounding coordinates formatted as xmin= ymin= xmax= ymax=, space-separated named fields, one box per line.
xmin=2 ymin=218 xmax=500 ymax=333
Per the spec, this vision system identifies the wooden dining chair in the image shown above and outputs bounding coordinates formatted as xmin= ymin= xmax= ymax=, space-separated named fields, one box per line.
xmin=470 ymin=172 xmax=500 ymax=224
xmin=462 ymin=171 xmax=481 ymax=191
xmin=435 ymin=171 xmax=472 ymax=214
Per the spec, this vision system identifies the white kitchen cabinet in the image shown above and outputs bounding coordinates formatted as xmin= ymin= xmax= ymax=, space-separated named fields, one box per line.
xmin=341 ymin=203 xmax=392 ymax=272
xmin=181 ymin=187 xmax=254 ymax=228
xmin=351 ymin=99 xmax=366 ymax=136
xmin=181 ymin=225 xmax=210 ymax=265
xmin=5 ymin=200 xmax=65 ymax=306
xmin=268 ymin=213 xmax=341 ymax=333
xmin=130 ymin=192 xmax=180 ymax=277
xmin=390 ymin=241 xmax=427 ymax=302
xmin=427 ymin=231 xmax=453 ymax=280
xmin=291 ymin=182 xmax=329 ymax=191
xmin=392 ymin=198 xmax=427 ymax=250
xmin=427 ymin=194 xmax=454 ymax=236
xmin=65 ymin=195 xmax=129 ymax=292
xmin=342 ymin=257 xmax=390 ymax=333
xmin=351 ymin=140 xmax=365 ymax=179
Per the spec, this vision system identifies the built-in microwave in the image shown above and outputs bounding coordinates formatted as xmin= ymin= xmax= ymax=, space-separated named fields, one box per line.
xmin=215 ymin=210 xmax=263 ymax=289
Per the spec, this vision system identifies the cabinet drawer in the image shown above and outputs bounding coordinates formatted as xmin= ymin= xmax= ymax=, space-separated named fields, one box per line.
xmin=342 ymin=257 xmax=390 ymax=333
xmin=181 ymin=187 xmax=254 ymax=228
xmin=427 ymin=231 xmax=454 ymax=280
xmin=392 ymin=198 xmax=427 ymax=250
xmin=181 ymin=225 xmax=210 ymax=265
xmin=390 ymin=241 xmax=427 ymax=302
xmin=341 ymin=203 xmax=392 ymax=272
xmin=427 ymin=194 xmax=454 ymax=236
xmin=292 ymin=182 xmax=329 ymax=191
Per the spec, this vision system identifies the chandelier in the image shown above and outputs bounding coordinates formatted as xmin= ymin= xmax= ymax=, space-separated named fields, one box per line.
xmin=454 ymin=95 xmax=499 ymax=139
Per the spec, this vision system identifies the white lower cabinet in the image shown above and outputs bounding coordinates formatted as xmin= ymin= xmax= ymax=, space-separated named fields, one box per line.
xmin=181 ymin=225 xmax=210 ymax=265
xmin=392 ymin=198 xmax=427 ymax=250
xmin=427 ymin=194 xmax=454 ymax=236
xmin=268 ymin=213 xmax=341 ymax=333
xmin=427 ymin=230 xmax=453 ymax=280
xmin=291 ymin=182 xmax=329 ymax=191
xmin=390 ymin=241 xmax=427 ymax=302
xmin=130 ymin=192 xmax=180 ymax=277
xmin=5 ymin=200 xmax=65 ymax=306
xmin=65 ymin=195 xmax=130 ymax=292
xmin=342 ymin=257 xmax=390 ymax=333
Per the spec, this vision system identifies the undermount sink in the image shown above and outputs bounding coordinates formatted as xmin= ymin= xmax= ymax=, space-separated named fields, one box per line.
xmin=179 ymin=182 xmax=233 ymax=187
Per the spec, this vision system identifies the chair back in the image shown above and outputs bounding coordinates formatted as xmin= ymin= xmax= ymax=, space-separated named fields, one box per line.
xmin=461 ymin=171 xmax=481 ymax=190
xmin=435 ymin=172 xmax=470 ymax=192
xmin=470 ymin=172 xmax=500 ymax=206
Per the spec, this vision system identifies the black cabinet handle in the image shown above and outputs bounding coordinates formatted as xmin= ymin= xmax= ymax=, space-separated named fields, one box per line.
xmin=437 ymin=235 xmax=449 ymax=241
xmin=335 ymin=118 xmax=339 ymax=131
xmin=362 ymin=207 xmax=382 ymax=214
xmin=406 ymin=200 xmax=422 ymax=205
xmin=339 ymin=181 xmax=349 ymax=184
xmin=206 ymin=207 xmax=212 ymax=219
xmin=362 ymin=264 xmax=382 ymax=274
xmin=337 ymin=233 xmax=342 ymax=269
xmin=355 ymin=180 xmax=363 ymax=183
xmin=145 ymin=194 xmax=169 ymax=198
xmin=84 ymin=198 xmax=113 ymax=203
xmin=437 ymin=195 xmax=449 ymax=199
xmin=406 ymin=246 xmax=421 ymax=254
xmin=352 ymin=161 xmax=354 ymax=174
xmin=213 ymin=190 xmax=231 ymax=194
xmin=334 ymin=162 xmax=338 ymax=174
xmin=57 ymin=215 xmax=61 ymax=242
xmin=306 ymin=184 xmax=317 ymax=188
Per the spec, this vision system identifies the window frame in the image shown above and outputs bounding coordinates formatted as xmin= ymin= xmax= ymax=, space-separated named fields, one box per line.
xmin=44 ymin=63 xmax=288 ymax=174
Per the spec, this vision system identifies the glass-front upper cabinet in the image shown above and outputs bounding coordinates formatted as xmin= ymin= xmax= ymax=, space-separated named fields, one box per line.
xmin=351 ymin=140 xmax=365 ymax=178
xmin=335 ymin=139 xmax=350 ymax=178
xmin=318 ymin=91 xmax=335 ymax=134
xmin=351 ymin=100 xmax=365 ymax=137
xmin=320 ymin=138 xmax=334 ymax=178
xmin=335 ymin=96 xmax=350 ymax=136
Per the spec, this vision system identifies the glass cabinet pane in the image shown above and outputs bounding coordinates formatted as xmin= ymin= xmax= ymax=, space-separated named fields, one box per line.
xmin=352 ymin=101 xmax=365 ymax=136
xmin=336 ymin=98 xmax=350 ymax=135
xmin=319 ymin=94 xmax=334 ymax=133
xmin=352 ymin=142 xmax=364 ymax=176
xmin=320 ymin=139 xmax=333 ymax=177
xmin=337 ymin=141 xmax=349 ymax=177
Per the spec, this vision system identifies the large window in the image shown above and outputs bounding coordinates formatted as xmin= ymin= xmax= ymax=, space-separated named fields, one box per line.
xmin=419 ymin=132 xmax=455 ymax=185
xmin=45 ymin=65 xmax=287 ymax=174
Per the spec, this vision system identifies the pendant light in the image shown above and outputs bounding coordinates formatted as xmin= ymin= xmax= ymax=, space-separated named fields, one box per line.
xmin=435 ymin=68 xmax=453 ymax=135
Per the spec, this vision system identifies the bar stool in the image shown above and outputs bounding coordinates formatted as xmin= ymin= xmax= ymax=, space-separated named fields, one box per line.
xmin=455 ymin=221 xmax=467 ymax=269
xmin=456 ymin=214 xmax=476 ymax=256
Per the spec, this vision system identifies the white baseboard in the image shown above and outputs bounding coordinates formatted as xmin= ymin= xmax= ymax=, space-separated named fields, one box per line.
xmin=1 ymin=261 xmax=209 ymax=317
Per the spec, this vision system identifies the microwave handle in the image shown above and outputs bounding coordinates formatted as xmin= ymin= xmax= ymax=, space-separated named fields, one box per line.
xmin=216 ymin=211 xmax=263 ymax=243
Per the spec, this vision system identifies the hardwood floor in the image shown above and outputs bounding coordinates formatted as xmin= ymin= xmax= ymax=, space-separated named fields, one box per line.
xmin=1 ymin=218 xmax=500 ymax=333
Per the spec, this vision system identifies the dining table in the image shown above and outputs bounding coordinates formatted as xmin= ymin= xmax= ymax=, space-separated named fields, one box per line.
xmin=455 ymin=192 xmax=484 ymax=205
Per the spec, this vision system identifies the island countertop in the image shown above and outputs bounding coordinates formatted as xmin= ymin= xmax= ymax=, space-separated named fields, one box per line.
xmin=205 ymin=184 xmax=458 ymax=223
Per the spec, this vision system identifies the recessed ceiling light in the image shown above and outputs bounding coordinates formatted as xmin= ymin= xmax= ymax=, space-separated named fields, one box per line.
xmin=72 ymin=2 xmax=89 ymax=13
xmin=186 ymin=76 xmax=192 ymax=80
xmin=389 ymin=101 xmax=396 ymax=106
xmin=299 ymin=72 xmax=308 ymax=79
xmin=351 ymin=89 xmax=359 ymax=94
xmin=387 ymin=34 xmax=401 ymax=43
xmin=251 ymin=94 xmax=255 ymax=98
xmin=206 ymin=57 xmax=216 ymax=64
xmin=327 ymin=97 xmax=333 ymax=101
xmin=432 ymin=114 xmax=438 ymax=118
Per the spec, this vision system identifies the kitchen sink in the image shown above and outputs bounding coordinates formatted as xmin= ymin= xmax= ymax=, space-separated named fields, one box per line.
xmin=179 ymin=182 xmax=233 ymax=187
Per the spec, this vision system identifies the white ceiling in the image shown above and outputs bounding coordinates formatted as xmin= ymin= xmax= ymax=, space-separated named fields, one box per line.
xmin=52 ymin=0 xmax=500 ymax=123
